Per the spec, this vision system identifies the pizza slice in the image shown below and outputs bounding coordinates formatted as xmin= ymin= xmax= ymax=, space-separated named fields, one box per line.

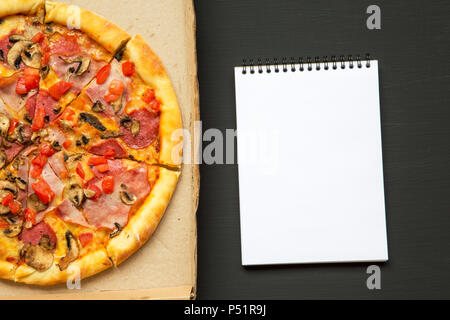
xmin=61 ymin=35 xmax=183 ymax=167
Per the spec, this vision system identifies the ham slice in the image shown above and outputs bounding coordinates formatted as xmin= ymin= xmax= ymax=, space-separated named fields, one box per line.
xmin=85 ymin=59 xmax=130 ymax=116
xmin=47 ymin=152 xmax=67 ymax=179
xmin=84 ymin=165 xmax=151 ymax=230
xmin=56 ymin=199 xmax=90 ymax=227
xmin=0 ymin=74 xmax=36 ymax=111
xmin=46 ymin=125 xmax=66 ymax=146
xmin=29 ymin=162 xmax=64 ymax=223
xmin=90 ymin=159 xmax=123 ymax=178
xmin=49 ymin=55 xmax=105 ymax=94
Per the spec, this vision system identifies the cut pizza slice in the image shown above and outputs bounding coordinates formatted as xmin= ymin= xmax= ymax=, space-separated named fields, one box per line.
xmin=62 ymin=35 xmax=183 ymax=167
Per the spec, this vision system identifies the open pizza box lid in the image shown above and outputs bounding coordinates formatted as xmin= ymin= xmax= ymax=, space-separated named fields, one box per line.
xmin=0 ymin=0 xmax=199 ymax=300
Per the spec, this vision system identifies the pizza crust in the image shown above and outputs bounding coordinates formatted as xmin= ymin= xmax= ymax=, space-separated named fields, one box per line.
xmin=0 ymin=0 xmax=44 ymax=18
xmin=44 ymin=1 xmax=130 ymax=54
xmin=107 ymin=167 xmax=180 ymax=266
xmin=14 ymin=248 xmax=112 ymax=286
xmin=125 ymin=35 xmax=184 ymax=168
xmin=0 ymin=261 xmax=16 ymax=281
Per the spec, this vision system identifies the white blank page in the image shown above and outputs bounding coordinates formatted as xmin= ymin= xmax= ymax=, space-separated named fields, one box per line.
xmin=234 ymin=61 xmax=388 ymax=266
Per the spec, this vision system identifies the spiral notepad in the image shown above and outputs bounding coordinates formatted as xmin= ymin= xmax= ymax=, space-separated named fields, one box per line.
xmin=234 ymin=55 xmax=388 ymax=266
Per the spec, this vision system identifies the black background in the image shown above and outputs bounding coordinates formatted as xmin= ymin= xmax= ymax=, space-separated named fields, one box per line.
xmin=195 ymin=0 xmax=450 ymax=299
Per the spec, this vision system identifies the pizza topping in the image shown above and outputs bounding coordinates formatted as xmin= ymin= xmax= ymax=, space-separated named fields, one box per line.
xmin=96 ymin=64 xmax=111 ymax=85
xmin=65 ymin=182 xmax=85 ymax=208
xmin=122 ymin=61 xmax=135 ymax=77
xmin=89 ymin=139 xmax=127 ymax=158
xmin=23 ymin=67 xmax=40 ymax=91
xmin=109 ymin=80 xmax=125 ymax=96
xmin=21 ymin=44 xmax=42 ymax=69
xmin=109 ymin=222 xmax=122 ymax=238
xmin=31 ymin=177 xmax=55 ymax=205
xmin=120 ymin=108 xmax=160 ymax=149
xmin=58 ymin=231 xmax=80 ymax=271
xmin=47 ymin=152 xmax=68 ymax=179
xmin=50 ymin=34 xmax=80 ymax=57
xmin=78 ymin=112 xmax=106 ymax=131
xmin=78 ymin=232 xmax=93 ymax=247
xmin=59 ymin=55 xmax=91 ymax=76
xmin=48 ymin=81 xmax=73 ymax=100
xmin=85 ymin=185 xmax=101 ymax=201
xmin=7 ymin=40 xmax=33 ymax=70
xmin=32 ymin=103 xmax=45 ymax=132
xmin=84 ymin=165 xmax=150 ymax=230
xmin=39 ymin=234 xmax=56 ymax=251
xmin=20 ymin=221 xmax=56 ymax=245
xmin=120 ymin=188 xmax=137 ymax=206
xmin=0 ymin=114 xmax=10 ymax=137
xmin=76 ymin=162 xmax=85 ymax=179
xmin=83 ymin=189 xmax=97 ymax=199
xmin=0 ymin=180 xmax=17 ymax=197
xmin=22 ymin=244 xmax=54 ymax=272
xmin=91 ymin=100 xmax=105 ymax=113
xmin=25 ymin=93 xmax=37 ymax=118
xmin=100 ymin=130 xmax=123 ymax=139
xmin=27 ymin=193 xmax=48 ymax=215
xmin=56 ymin=199 xmax=89 ymax=227
xmin=102 ymin=175 xmax=114 ymax=194
xmin=0 ymin=150 xmax=6 ymax=169
xmin=142 ymin=89 xmax=155 ymax=104
xmin=3 ymin=219 xmax=23 ymax=238
xmin=110 ymin=93 xmax=124 ymax=114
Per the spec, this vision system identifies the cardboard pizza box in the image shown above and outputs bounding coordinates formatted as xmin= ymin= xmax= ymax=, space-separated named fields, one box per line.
xmin=0 ymin=0 xmax=199 ymax=300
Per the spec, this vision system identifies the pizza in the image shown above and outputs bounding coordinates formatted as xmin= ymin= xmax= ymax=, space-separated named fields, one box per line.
xmin=0 ymin=0 xmax=183 ymax=286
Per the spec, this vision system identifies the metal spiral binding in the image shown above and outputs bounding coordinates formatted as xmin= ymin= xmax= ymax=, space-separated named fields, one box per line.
xmin=242 ymin=54 xmax=371 ymax=74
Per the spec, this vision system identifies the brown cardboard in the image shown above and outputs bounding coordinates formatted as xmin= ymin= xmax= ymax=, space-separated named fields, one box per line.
xmin=0 ymin=0 xmax=199 ymax=300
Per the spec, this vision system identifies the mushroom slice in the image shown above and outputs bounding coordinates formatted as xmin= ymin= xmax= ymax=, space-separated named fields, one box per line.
xmin=83 ymin=189 xmax=97 ymax=199
xmin=21 ymin=44 xmax=42 ymax=69
xmin=15 ymin=177 xmax=26 ymax=191
xmin=101 ymin=131 xmax=123 ymax=139
xmin=111 ymin=94 xmax=123 ymax=114
xmin=120 ymin=189 xmax=137 ymax=206
xmin=109 ymin=223 xmax=122 ymax=238
xmin=65 ymin=183 xmax=85 ymax=208
xmin=4 ymin=219 xmax=23 ymax=238
xmin=0 ymin=180 xmax=17 ymax=196
xmin=9 ymin=34 xmax=27 ymax=43
xmin=58 ymin=231 xmax=80 ymax=271
xmin=0 ymin=150 xmax=6 ymax=170
xmin=130 ymin=119 xmax=140 ymax=137
xmin=40 ymin=65 xmax=50 ymax=79
xmin=79 ymin=113 xmax=106 ymax=132
xmin=60 ymin=56 xmax=91 ymax=76
xmin=7 ymin=40 xmax=33 ymax=70
xmin=39 ymin=234 xmax=56 ymax=251
xmin=0 ymin=114 xmax=10 ymax=137
xmin=27 ymin=193 xmax=48 ymax=213
xmin=91 ymin=100 xmax=105 ymax=113
xmin=23 ymin=245 xmax=54 ymax=272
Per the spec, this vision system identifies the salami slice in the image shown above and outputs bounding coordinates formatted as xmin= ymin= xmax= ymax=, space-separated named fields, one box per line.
xmin=120 ymin=108 xmax=160 ymax=149
xmin=89 ymin=139 xmax=127 ymax=158
xmin=20 ymin=222 xmax=57 ymax=246
xmin=36 ymin=91 xmax=58 ymax=122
